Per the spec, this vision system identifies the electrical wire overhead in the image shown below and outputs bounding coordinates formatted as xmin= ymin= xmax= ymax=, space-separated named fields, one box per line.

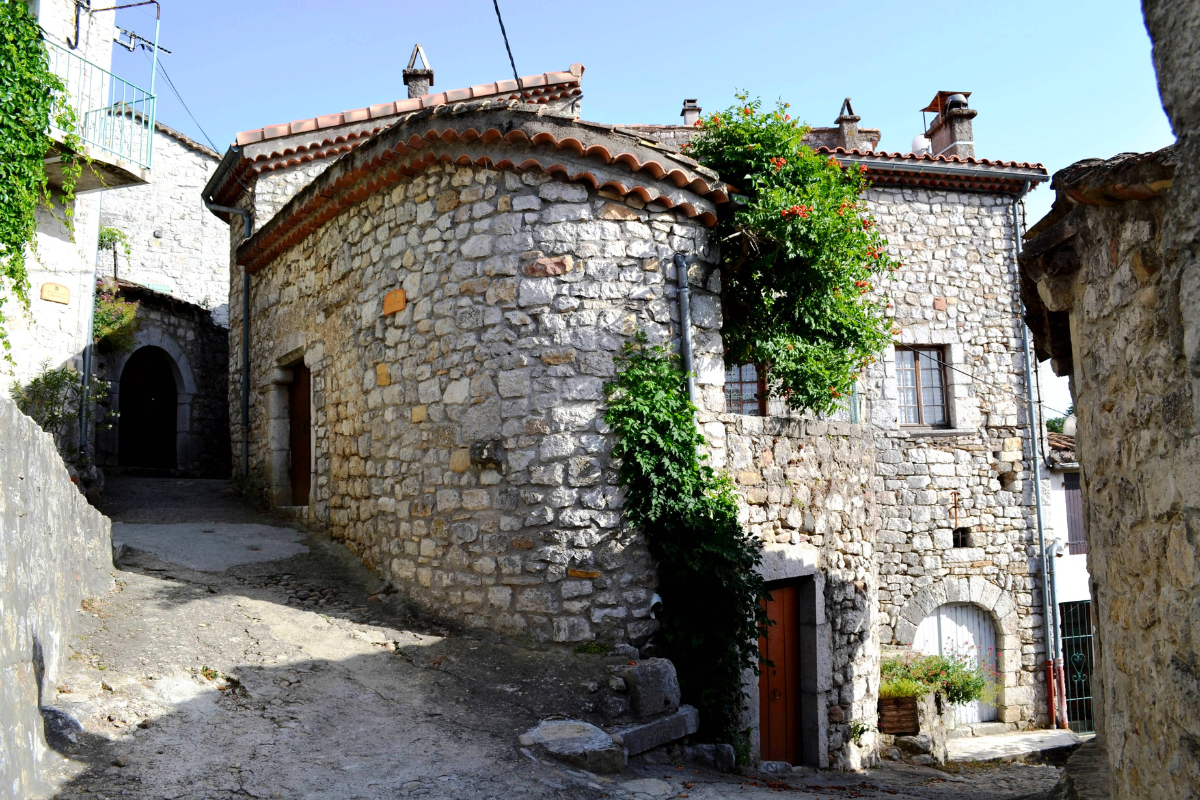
xmin=491 ymin=0 xmax=526 ymax=102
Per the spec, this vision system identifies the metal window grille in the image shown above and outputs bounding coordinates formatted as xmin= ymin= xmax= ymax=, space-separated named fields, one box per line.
xmin=952 ymin=527 xmax=971 ymax=548
xmin=1059 ymin=600 xmax=1095 ymax=734
xmin=725 ymin=364 xmax=766 ymax=416
xmin=1064 ymin=472 xmax=1087 ymax=555
xmin=896 ymin=346 xmax=948 ymax=426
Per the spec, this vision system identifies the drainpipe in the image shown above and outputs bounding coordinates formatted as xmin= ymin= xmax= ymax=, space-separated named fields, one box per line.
xmin=1047 ymin=540 xmax=1069 ymax=728
xmin=1012 ymin=180 xmax=1058 ymax=728
xmin=673 ymin=253 xmax=698 ymax=409
xmin=202 ymin=200 xmax=252 ymax=482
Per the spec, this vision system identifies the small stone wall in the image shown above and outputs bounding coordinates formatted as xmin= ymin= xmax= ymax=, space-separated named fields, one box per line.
xmin=0 ymin=396 xmax=114 ymax=797
xmin=723 ymin=415 xmax=880 ymax=769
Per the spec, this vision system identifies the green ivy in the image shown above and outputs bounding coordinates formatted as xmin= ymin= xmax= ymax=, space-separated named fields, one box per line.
xmin=0 ymin=0 xmax=82 ymax=364
xmin=685 ymin=94 xmax=897 ymax=415
xmin=605 ymin=335 xmax=769 ymax=745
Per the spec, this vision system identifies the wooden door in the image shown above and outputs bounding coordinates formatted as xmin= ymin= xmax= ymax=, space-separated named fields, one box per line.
xmin=759 ymin=584 xmax=800 ymax=763
xmin=913 ymin=602 xmax=998 ymax=725
xmin=288 ymin=364 xmax=311 ymax=505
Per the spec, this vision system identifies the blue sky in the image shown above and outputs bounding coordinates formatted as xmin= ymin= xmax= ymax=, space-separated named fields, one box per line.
xmin=109 ymin=0 xmax=1170 ymax=415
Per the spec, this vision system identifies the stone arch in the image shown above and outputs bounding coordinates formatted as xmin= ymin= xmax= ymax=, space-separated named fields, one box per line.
xmin=892 ymin=576 xmax=1022 ymax=723
xmin=109 ymin=325 xmax=199 ymax=471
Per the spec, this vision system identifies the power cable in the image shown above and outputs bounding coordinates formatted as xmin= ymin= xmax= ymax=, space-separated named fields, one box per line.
xmin=491 ymin=0 xmax=526 ymax=102
xmin=894 ymin=343 xmax=1072 ymax=419
xmin=139 ymin=49 xmax=219 ymax=154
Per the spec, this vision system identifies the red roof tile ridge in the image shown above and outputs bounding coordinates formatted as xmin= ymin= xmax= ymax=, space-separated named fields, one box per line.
xmin=816 ymin=145 xmax=1045 ymax=171
xmin=236 ymin=64 xmax=585 ymax=147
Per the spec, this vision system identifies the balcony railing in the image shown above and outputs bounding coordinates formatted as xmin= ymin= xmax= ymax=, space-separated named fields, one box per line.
xmin=44 ymin=38 xmax=156 ymax=172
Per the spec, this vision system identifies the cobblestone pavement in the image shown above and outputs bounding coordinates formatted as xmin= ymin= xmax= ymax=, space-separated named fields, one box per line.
xmin=38 ymin=478 xmax=1062 ymax=799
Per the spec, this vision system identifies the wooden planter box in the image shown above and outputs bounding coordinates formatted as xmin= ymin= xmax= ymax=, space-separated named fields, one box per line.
xmin=877 ymin=697 xmax=920 ymax=735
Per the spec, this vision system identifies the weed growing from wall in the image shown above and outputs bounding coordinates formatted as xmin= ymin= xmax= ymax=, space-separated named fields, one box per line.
xmin=93 ymin=277 xmax=139 ymax=352
xmin=605 ymin=335 xmax=769 ymax=745
xmin=686 ymin=94 xmax=896 ymax=415
xmin=0 ymin=0 xmax=83 ymax=364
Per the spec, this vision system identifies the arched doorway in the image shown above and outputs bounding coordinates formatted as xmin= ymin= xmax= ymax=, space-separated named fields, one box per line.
xmin=913 ymin=602 xmax=998 ymax=725
xmin=118 ymin=346 xmax=178 ymax=470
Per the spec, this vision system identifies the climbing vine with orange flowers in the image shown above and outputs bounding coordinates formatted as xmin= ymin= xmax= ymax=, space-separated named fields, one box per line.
xmin=686 ymin=94 xmax=897 ymax=415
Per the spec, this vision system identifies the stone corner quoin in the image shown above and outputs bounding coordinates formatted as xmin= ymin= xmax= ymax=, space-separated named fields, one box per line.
xmin=230 ymin=112 xmax=726 ymax=646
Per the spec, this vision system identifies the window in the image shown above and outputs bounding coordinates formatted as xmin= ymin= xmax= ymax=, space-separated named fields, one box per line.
xmin=896 ymin=346 xmax=948 ymax=426
xmin=953 ymin=527 xmax=972 ymax=548
xmin=1064 ymin=472 xmax=1087 ymax=555
xmin=725 ymin=364 xmax=766 ymax=415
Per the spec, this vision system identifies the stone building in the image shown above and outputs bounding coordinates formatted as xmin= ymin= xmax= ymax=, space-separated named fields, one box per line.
xmin=2 ymin=0 xmax=152 ymax=398
xmin=205 ymin=58 xmax=892 ymax=769
xmin=1020 ymin=144 xmax=1199 ymax=797
xmin=98 ymin=122 xmax=231 ymax=325
xmin=680 ymin=94 xmax=1055 ymax=730
xmin=206 ymin=54 xmax=1060 ymax=766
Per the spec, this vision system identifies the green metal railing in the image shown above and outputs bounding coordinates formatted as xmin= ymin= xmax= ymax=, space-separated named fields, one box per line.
xmin=44 ymin=38 xmax=156 ymax=171
xmin=1060 ymin=600 xmax=1096 ymax=734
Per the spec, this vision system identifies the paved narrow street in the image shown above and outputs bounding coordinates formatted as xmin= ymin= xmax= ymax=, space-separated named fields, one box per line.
xmin=39 ymin=479 xmax=1062 ymax=800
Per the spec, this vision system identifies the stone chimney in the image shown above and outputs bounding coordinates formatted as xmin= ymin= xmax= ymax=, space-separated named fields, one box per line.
xmin=403 ymin=44 xmax=434 ymax=99
xmin=835 ymin=98 xmax=864 ymax=151
xmin=680 ymin=99 xmax=701 ymax=127
xmin=923 ymin=91 xmax=976 ymax=159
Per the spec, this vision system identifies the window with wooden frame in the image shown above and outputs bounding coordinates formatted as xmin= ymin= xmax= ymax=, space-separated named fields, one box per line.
xmin=725 ymin=364 xmax=767 ymax=416
xmin=896 ymin=346 xmax=949 ymax=427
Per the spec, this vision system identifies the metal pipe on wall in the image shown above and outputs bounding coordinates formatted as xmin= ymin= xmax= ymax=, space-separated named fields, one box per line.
xmin=201 ymin=201 xmax=252 ymax=481
xmin=1012 ymin=180 xmax=1059 ymax=728
xmin=673 ymin=253 xmax=698 ymax=408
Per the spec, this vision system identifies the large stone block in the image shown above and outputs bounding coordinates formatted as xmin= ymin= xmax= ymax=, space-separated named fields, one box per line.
xmin=614 ymin=658 xmax=681 ymax=718
xmin=611 ymin=705 xmax=699 ymax=755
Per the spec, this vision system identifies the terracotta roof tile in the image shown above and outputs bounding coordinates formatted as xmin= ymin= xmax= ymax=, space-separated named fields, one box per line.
xmin=235 ymin=100 xmax=724 ymax=274
xmin=234 ymin=64 xmax=586 ymax=147
xmin=816 ymin=146 xmax=1045 ymax=171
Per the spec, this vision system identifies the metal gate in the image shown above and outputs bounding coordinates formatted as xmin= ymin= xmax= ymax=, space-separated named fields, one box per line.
xmin=913 ymin=603 xmax=998 ymax=725
xmin=1059 ymin=601 xmax=1095 ymax=734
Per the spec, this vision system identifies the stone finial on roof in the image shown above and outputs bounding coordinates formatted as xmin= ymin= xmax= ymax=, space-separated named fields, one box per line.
xmin=403 ymin=44 xmax=434 ymax=99
xmin=835 ymin=98 xmax=867 ymax=151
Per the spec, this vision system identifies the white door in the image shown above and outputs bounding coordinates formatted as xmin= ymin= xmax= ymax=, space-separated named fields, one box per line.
xmin=912 ymin=602 xmax=998 ymax=725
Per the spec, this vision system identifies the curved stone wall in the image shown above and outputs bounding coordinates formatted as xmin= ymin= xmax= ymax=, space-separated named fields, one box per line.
xmin=236 ymin=146 xmax=722 ymax=643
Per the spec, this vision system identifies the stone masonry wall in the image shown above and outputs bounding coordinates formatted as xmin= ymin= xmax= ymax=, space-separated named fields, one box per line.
xmin=94 ymin=289 xmax=231 ymax=477
xmin=0 ymin=396 xmax=113 ymax=798
xmin=725 ymin=415 xmax=880 ymax=769
xmin=859 ymin=186 xmax=1045 ymax=726
xmin=234 ymin=161 xmax=723 ymax=644
xmin=99 ymin=127 xmax=231 ymax=326
xmin=1025 ymin=185 xmax=1200 ymax=797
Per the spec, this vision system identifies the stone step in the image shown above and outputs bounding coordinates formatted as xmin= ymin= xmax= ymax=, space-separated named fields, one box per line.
xmin=967 ymin=722 xmax=1013 ymax=737
xmin=611 ymin=705 xmax=700 ymax=756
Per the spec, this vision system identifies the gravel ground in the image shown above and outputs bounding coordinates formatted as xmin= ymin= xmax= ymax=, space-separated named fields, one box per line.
xmin=36 ymin=478 xmax=1062 ymax=799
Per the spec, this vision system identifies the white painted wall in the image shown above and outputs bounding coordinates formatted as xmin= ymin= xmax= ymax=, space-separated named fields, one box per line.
xmin=1047 ymin=468 xmax=1092 ymax=604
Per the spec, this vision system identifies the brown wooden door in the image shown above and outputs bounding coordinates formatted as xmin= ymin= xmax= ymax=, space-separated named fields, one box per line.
xmin=759 ymin=583 xmax=800 ymax=763
xmin=288 ymin=364 xmax=311 ymax=505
